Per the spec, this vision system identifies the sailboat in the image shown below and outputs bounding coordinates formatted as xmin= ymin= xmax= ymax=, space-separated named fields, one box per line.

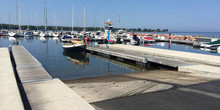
xmin=62 ymin=5 xmax=86 ymax=52
xmin=40 ymin=0 xmax=51 ymax=37
xmin=33 ymin=10 xmax=40 ymax=36
xmin=24 ymin=11 xmax=33 ymax=37
xmin=52 ymin=9 xmax=60 ymax=38
xmin=9 ymin=0 xmax=23 ymax=37
xmin=8 ymin=9 xmax=24 ymax=37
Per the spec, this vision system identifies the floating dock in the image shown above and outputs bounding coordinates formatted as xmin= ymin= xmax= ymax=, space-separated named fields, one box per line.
xmin=155 ymin=39 xmax=195 ymax=45
xmin=87 ymin=44 xmax=220 ymax=77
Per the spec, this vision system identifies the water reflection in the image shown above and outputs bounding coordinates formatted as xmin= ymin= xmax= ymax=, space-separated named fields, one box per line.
xmin=63 ymin=51 xmax=89 ymax=68
xmin=24 ymin=36 xmax=34 ymax=42
xmin=40 ymin=36 xmax=46 ymax=43
xmin=1 ymin=36 xmax=220 ymax=80
xmin=9 ymin=37 xmax=19 ymax=45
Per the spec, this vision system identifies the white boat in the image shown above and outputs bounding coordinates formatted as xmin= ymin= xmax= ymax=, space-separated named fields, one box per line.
xmin=62 ymin=40 xmax=86 ymax=52
xmin=0 ymin=29 xmax=9 ymax=36
xmin=200 ymin=40 xmax=220 ymax=49
xmin=8 ymin=31 xmax=17 ymax=37
xmin=141 ymin=34 xmax=155 ymax=43
xmin=8 ymin=30 xmax=23 ymax=37
xmin=39 ymin=31 xmax=51 ymax=37
xmin=24 ymin=31 xmax=33 ymax=37
xmin=52 ymin=32 xmax=59 ymax=37
xmin=33 ymin=30 xmax=40 ymax=36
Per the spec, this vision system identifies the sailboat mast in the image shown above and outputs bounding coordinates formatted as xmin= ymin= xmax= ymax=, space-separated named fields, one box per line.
xmin=77 ymin=16 xmax=79 ymax=32
xmin=55 ymin=10 xmax=57 ymax=31
xmin=15 ymin=0 xmax=18 ymax=26
xmin=44 ymin=0 xmax=47 ymax=30
xmin=0 ymin=17 xmax=3 ymax=29
xmin=72 ymin=4 xmax=74 ymax=32
xmin=35 ymin=10 xmax=38 ymax=30
xmin=61 ymin=17 xmax=63 ymax=31
xmin=46 ymin=2 xmax=47 ymax=31
xmin=94 ymin=13 xmax=95 ymax=28
xmin=27 ymin=11 xmax=29 ymax=30
xmin=53 ymin=9 xmax=57 ymax=31
xmin=84 ymin=5 xmax=86 ymax=34
xmin=8 ymin=12 xmax=11 ymax=29
xmin=100 ymin=8 xmax=103 ymax=31
xmin=18 ymin=7 xmax=21 ymax=30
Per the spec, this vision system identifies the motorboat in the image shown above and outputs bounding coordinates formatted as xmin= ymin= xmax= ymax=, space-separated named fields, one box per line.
xmin=61 ymin=35 xmax=74 ymax=42
xmin=200 ymin=40 xmax=220 ymax=50
xmin=0 ymin=29 xmax=9 ymax=36
xmin=62 ymin=39 xmax=86 ymax=52
xmin=141 ymin=34 xmax=155 ymax=43
xmin=24 ymin=31 xmax=33 ymax=37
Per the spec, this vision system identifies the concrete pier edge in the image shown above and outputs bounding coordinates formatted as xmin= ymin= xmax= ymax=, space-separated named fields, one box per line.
xmin=87 ymin=44 xmax=220 ymax=76
xmin=9 ymin=46 xmax=95 ymax=110
xmin=0 ymin=47 xmax=24 ymax=110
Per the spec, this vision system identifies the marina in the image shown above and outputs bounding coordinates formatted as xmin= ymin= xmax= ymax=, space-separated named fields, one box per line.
xmin=1 ymin=0 xmax=220 ymax=109
xmin=1 ymin=33 xmax=220 ymax=110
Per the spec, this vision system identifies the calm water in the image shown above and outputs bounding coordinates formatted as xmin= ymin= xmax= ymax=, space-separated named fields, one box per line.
xmin=0 ymin=36 xmax=149 ymax=80
xmin=145 ymin=32 xmax=220 ymax=38
xmin=1 ymin=36 xmax=219 ymax=80
xmin=140 ymin=42 xmax=220 ymax=56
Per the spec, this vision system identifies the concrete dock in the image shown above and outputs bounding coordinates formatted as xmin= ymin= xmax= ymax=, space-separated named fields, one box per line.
xmin=11 ymin=46 xmax=52 ymax=82
xmin=155 ymin=39 xmax=195 ymax=45
xmin=0 ymin=48 xmax=24 ymax=110
xmin=0 ymin=46 xmax=95 ymax=110
xmin=87 ymin=44 xmax=220 ymax=77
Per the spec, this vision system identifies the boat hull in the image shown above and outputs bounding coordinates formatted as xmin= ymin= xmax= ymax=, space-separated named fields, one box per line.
xmin=209 ymin=45 xmax=220 ymax=50
xmin=63 ymin=44 xmax=86 ymax=52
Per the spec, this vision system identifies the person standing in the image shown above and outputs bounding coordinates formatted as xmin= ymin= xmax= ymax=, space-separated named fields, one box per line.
xmin=84 ymin=35 xmax=89 ymax=45
xmin=168 ymin=33 xmax=172 ymax=49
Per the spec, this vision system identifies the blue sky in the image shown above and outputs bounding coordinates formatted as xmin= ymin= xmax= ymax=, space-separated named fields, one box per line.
xmin=0 ymin=0 xmax=220 ymax=32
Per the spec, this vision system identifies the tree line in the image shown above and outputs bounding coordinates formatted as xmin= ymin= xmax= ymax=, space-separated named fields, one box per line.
xmin=0 ymin=24 xmax=168 ymax=32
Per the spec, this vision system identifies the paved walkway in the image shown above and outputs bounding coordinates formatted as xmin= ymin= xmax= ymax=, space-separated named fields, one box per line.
xmin=0 ymin=48 xmax=24 ymax=110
